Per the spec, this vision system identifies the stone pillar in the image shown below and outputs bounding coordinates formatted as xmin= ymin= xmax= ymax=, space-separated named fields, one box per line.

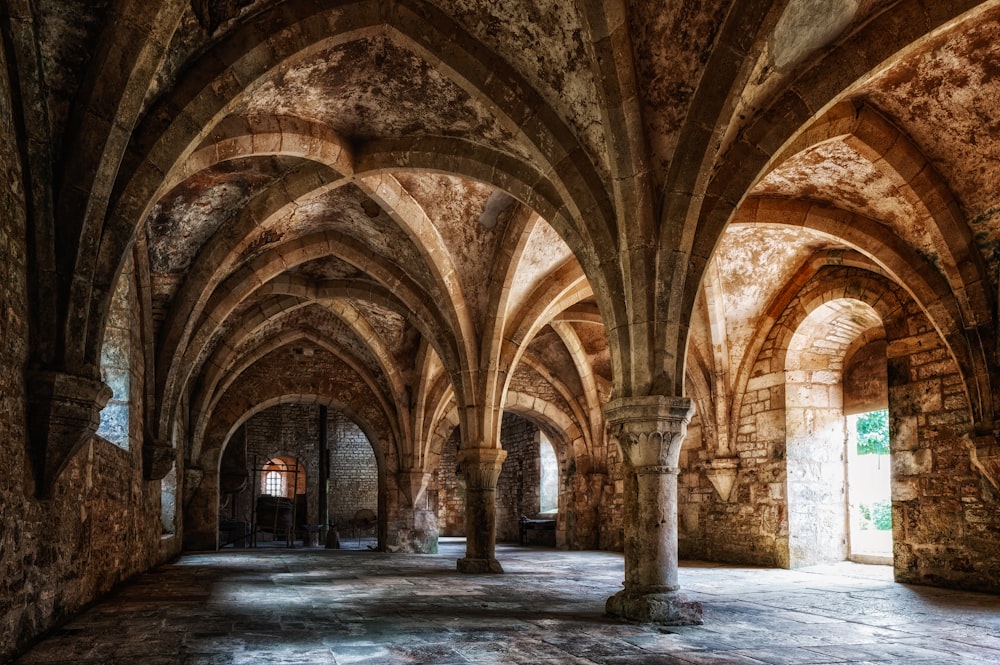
xmin=456 ymin=447 xmax=507 ymax=573
xmin=605 ymin=396 xmax=703 ymax=625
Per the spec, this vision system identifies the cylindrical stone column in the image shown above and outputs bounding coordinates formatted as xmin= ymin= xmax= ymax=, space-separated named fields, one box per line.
xmin=634 ymin=464 xmax=680 ymax=591
xmin=605 ymin=396 xmax=703 ymax=624
xmin=456 ymin=447 xmax=507 ymax=573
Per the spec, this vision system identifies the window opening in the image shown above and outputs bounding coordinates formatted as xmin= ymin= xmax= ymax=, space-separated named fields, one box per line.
xmin=97 ymin=265 xmax=133 ymax=449
xmin=263 ymin=470 xmax=285 ymax=497
xmin=539 ymin=433 xmax=558 ymax=513
xmin=847 ymin=409 xmax=893 ymax=562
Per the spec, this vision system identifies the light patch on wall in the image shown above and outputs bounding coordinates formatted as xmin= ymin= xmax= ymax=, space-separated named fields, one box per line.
xmin=771 ymin=0 xmax=859 ymax=71
xmin=478 ymin=189 xmax=516 ymax=229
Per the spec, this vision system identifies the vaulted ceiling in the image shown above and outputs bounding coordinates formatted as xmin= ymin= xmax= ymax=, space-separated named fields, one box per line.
xmin=18 ymin=0 xmax=1000 ymax=469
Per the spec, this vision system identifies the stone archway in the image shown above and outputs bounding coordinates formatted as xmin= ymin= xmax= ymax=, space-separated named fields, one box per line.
xmin=785 ymin=298 xmax=883 ymax=567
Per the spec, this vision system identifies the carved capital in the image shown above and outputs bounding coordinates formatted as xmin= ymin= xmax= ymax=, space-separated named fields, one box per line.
xmin=457 ymin=447 xmax=507 ymax=491
xmin=605 ymin=396 xmax=695 ymax=470
xmin=27 ymin=369 xmax=112 ymax=498
xmin=143 ymin=438 xmax=176 ymax=481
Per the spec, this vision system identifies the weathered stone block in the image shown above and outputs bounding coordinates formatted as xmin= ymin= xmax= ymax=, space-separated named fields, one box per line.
xmin=893 ymin=448 xmax=933 ymax=476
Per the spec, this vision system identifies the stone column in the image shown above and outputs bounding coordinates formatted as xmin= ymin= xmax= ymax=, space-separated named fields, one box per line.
xmin=605 ymin=396 xmax=703 ymax=624
xmin=456 ymin=447 xmax=507 ymax=573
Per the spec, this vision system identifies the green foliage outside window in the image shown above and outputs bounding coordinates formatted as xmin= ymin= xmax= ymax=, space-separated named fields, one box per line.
xmin=856 ymin=409 xmax=889 ymax=456
xmin=858 ymin=500 xmax=893 ymax=530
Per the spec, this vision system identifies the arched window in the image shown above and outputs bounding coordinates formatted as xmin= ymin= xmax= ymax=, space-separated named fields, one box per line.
xmin=259 ymin=456 xmax=303 ymax=499
xmin=263 ymin=470 xmax=285 ymax=497
xmin=539 ymin=433 xmax=558 ymax=513
xmin=97 ymin=262 xmax=134 ymax=450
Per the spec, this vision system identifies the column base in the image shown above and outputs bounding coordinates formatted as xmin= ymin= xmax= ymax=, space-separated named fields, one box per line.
xmin=606 ymin=589 xmax=703 ymax=625
xmin=457 ymin=557 xmax=504 ymax=574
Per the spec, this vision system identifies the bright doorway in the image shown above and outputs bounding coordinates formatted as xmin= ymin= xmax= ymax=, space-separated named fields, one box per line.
xmin=846 ymin=409 xmax=893 ymax=563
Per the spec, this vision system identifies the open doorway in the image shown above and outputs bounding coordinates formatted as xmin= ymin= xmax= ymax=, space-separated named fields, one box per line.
xmin=846 ymin=409 xmax=892 ymax=563
xmin=785 ymin=299 xmax=887 ymax=568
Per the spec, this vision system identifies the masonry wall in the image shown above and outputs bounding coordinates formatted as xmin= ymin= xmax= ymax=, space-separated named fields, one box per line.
xmin=496 ymin=414 xmax=541 ymax=542
xmin=1 ymin=260 xmax=172 ymax=660
xmin=887 ymin=325 xmax=1000 ymax=590
xmin=679 ymin=267 xmax=1000 ymax=592
xmin=436 ymin=430 xmax=464 ymax=537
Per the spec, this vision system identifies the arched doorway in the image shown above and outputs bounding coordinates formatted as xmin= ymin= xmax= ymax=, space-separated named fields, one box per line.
xmin=216 ymin=402 xmax=380 ymax=549
xmin=785 ymin=298 xmax=891 ymax=567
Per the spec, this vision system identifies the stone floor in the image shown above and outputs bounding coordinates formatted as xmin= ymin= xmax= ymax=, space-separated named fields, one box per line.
xmin=14 ymin=539 xmax=1000 ymax=664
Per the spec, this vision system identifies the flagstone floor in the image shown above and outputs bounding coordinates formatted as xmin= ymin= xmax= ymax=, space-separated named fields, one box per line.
xmin=14 ymin=539 xmax=1000 ymax=664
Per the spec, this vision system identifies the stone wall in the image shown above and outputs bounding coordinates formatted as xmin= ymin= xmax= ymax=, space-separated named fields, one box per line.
xmin=1 ymin=261 xmax=174 ymax=661
xmin=329 ymin=413 xmax=379 ymax=530
xmin=496 ymin=414 xmax=541 ymax=542
xmin=436 ymin=430 xmax=464 ymax=537
xmin=887 ymin=324 xmax=1000 ymax=590
xmin=678 ymin=266 xmax=1000 ymax=592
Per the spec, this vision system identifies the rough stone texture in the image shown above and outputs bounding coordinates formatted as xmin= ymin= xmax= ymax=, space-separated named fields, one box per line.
xmin=495 ymin=413 xmax=541 ymax=542
xmin=435 ymin=430 xmax=465 ymax=537
xmin=7 ymin=0 xmax=1000 ymax=659
xmin=20 ymin=547 xmax=1000 ymax=665
xmin=681 ymin=263 xmax=1000 ymax=591
xmin=1 ymin=255 xmax=179 ymax=660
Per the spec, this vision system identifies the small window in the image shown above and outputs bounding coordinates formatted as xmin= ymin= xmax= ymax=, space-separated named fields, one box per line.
xmin=539 ymin=433 xmax=558 ymax=513
xmin=97 ymin=264 xmax=133 ymax=450
xmin=263 ymin=471 xmax=285 ymax=497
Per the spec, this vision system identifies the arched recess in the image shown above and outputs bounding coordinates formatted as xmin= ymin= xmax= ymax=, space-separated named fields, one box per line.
xmin=188 ymin=393 xmax=389 ymax=553
xmin=743 ymin=266 xmax=907 ymax=569
xmin=718 ymin=261 xmax=989 ymax=586
xmin=183 ymin=341 xmax=396 ymax=551
xmin=730 ymin=199 xmax=984 ymax=432
xmin=784 ymin=299 xmax=883 ymax=567
xmin=504 ymin=391 xmax=601 ymax=550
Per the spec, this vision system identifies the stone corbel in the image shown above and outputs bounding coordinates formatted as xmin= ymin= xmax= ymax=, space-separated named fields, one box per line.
xmin=143 ymin=438 xmax=176 ymax=481
xmin=399 ymin=470 xmax=432 ymax=507
xmin=26 ymin=369 xmax=112 ymax=499
xmin=968 ymin=435 xmax=1000 ymax=492
xmin=702 ymin=456 xmax=740 ymax=502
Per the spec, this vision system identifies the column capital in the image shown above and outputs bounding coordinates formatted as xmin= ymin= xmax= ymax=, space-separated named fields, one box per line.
xmin=456 ymin=447 xmax=507 ymax=490
xmin=604 ymin=396 xmax=695 ymax=469
xmin=398 ymin=470 xmax=432 ymax=507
